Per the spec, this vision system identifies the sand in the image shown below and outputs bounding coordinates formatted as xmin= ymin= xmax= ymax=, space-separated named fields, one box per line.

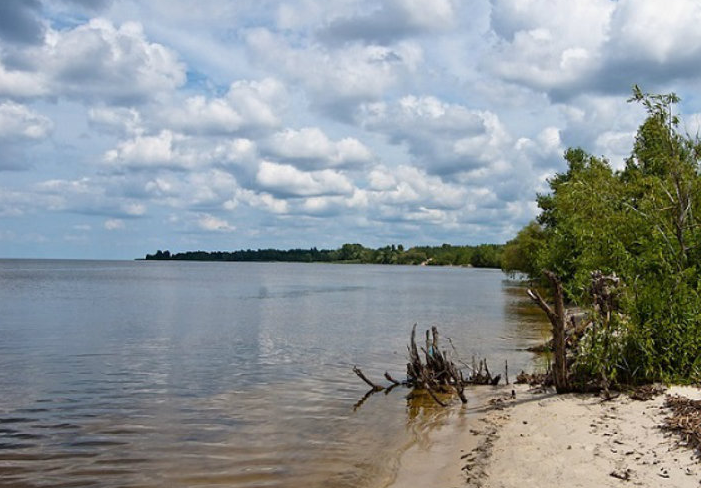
xmin=386 ymin=385 xmax=701 ymax=488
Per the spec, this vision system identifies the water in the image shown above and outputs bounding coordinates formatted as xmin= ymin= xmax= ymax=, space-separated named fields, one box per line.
xmin=0 ymin=260 xmax=548 ymax=488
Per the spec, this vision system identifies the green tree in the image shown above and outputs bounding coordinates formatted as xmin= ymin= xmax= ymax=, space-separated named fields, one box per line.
xmin=509 ymin=87 xmax=701 ymax=384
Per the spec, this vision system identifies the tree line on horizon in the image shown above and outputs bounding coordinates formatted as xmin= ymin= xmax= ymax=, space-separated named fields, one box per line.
xmin=501 ymin=86 xmax=701 ymax=386
xmin=145 ymin=242 xmax=504 ymax=268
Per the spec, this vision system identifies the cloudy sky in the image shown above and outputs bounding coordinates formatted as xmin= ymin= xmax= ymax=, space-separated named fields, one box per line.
xmin=2 ymin=0 xmax=701 ymax=259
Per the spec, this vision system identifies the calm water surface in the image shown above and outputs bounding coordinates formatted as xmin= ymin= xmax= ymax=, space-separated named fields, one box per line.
xmin=0 ymin=260 xmax=548 ymax=488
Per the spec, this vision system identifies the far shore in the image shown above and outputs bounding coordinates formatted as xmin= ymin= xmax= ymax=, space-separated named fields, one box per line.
xmin=386 ymin=384 xmax=700 ymax=488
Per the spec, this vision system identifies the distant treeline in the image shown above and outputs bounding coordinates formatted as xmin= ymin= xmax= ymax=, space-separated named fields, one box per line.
xmin=144 ymin=243 xmax=503 ymax=268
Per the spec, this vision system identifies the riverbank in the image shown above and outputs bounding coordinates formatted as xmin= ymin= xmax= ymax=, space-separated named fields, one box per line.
xmin=387 ymin=384 xmax=700 ymax=488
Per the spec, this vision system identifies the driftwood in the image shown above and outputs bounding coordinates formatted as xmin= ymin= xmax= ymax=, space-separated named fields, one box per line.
xmin=353 ymin=324 xmax=501 ymax=407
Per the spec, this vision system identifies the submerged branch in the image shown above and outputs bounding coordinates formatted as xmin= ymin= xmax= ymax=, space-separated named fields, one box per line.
xmin=353 ymin=366 xmax=384 ymax=392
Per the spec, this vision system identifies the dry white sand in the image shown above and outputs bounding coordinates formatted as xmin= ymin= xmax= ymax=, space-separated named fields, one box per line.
xmin=386 ymin=385 xmax=701 ymax=488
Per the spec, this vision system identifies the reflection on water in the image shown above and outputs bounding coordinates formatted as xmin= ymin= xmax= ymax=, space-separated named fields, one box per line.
xmin=0 ymin=260 xmax=548 ymax=488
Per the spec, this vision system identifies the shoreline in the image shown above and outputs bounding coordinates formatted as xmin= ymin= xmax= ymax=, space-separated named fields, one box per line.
xmin=387 ymin=384 xmax=700 ymax=487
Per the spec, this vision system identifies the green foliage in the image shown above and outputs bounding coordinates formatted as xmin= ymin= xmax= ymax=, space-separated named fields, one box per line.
xmin=501 ymin=221 xmax=547 ymax=278
xmin=506 ymin=86 xmax=701 ymax=384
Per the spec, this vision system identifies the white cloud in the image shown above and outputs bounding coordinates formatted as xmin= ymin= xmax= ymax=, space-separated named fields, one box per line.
xmin=236 ymin=188 xmax=290 ymax=214
xmin=104 ymin=218 xmax=125 ymax=230
xmin=265 ymin=127 xmax=374 ymax=169
xmin=360 ymin=96 xmax=507 ymax=174
xmin=489 ymin=0 xmax=613 ymax=95
xmin=246 ymin=27 xmax=423 ymax=117
xmin=0 ymin=101 xmax=53 ymax=140
xmin=0 ymin=63 xmax=47 ymax=98
xmin=489 ymin=0 xmax=701 ymax=100
xmin=160 ymin=78 xmax=287 ymax=136
xmin=255 ymin=161 xmax=355 ymax=197
xmin=607 ymin=0 xmax=701 ymax=65
xmin=367 ymin=165 xmax=467 ymax=211
xmin=88 ymin=106 xmax=143 ymax=136
xmin=0 ymin=18 xmax=186 ymax=104
xmin=31 ymin=177 xmax=149 ymax=219
xmin=104 ymin=130 xmax=199 ymax=170
xmin=317 ymin=0 xmax=457 ymax=45
xmin=143 ymin=169 xmax=238 ymax=209
xmin=197 ymin=213 xmax=235 ymax=232
xmin=122 ymin=202 xmax=146 ymax=216
xmin=5 ymin=1 xmax=701 ymax=257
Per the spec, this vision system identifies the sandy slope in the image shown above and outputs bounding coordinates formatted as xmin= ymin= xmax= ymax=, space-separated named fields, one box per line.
xmin=387 ymin=385 xmax=701 ymax=488
xmin=478 ymin=386 xmax=700 ymax=488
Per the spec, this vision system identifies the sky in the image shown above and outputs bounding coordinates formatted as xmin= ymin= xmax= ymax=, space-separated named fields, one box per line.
xmin=2 ymin=0 xmax=701 ymax=259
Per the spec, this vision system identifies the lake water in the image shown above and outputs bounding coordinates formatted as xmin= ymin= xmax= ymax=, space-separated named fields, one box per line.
xmin=0 ymin=260 xmax=548 ymax=488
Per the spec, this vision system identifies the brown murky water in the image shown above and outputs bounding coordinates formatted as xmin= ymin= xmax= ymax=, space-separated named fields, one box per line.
xmin=0 ymin=260 xmax=548 ymax=488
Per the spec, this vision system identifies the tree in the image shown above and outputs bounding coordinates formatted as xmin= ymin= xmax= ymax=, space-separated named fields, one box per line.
xmin=509 ymin=87 xmax=701 ymax=385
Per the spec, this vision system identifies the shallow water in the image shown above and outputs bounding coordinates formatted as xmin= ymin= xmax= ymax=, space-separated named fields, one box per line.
xmin=0 ymin=260 xmax=548 ymax=488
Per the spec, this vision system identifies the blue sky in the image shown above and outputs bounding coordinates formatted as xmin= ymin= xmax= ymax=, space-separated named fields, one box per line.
xmin=2 ymin=0 xmax=701 ymax=259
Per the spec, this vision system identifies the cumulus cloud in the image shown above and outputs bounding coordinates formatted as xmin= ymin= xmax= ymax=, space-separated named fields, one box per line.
xmin=489 ymin=0 xmax=613 ymax=99
xmin=598 ymin=0 xmax=701 ymax=90
xmin=360 ymin=95 xmax=507 ymax=175
xmin=0 ymin=63 xmax=47 ymax=98
xmin=255 ymin=161 xmax=355 ymax=198
xmin=0 ymin=18 xmax=186 ymax=103
xmin=88 ymin=106 xmax=143 ymax=136
xmin=0 ymin=101 xmax=53 ymax=171
xmin=317 ymin=0 xmax=457 ymax=45
xmin=103 ymin=129 xmax=260 ymax=174
xmin=0 ymin=101 xmax=53 ymax=140
xmin=489 ymin=0 xmax=701 ymax=100
xmin=556 ymin=94 xmax=644 ymax=165
xmin=32 ymin=177 xmax=149 ymax=219
xmin=264 ymin=127 xmax=374 ymax=170
xmin=197 ymin=213 xmax=235 ymax=232
xmin=143 ymin=169 xmax=238 ymax=210
xmin=246 ymin=27 xmax=422 ymax=118
xmin=235 ymin=188 xmax=290 ymax=215
xmin=4 ymin=1 xmax=701 ymax=258
xmin=513 ymin=126 xmax=565 ymax=171
xmin=365 ymin=165 xmax=468 ymax=223
xmin=104 ymin=130 xmax=193 ymax=170
xmin=0 ymin=187 xmax=60 ymax=216
xmin=159 ymin=78 xmax=287 ymax=136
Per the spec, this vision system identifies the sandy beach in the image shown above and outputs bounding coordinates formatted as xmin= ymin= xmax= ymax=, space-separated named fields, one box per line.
xmin=387 ymin=385 xmax=701 ymax=488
